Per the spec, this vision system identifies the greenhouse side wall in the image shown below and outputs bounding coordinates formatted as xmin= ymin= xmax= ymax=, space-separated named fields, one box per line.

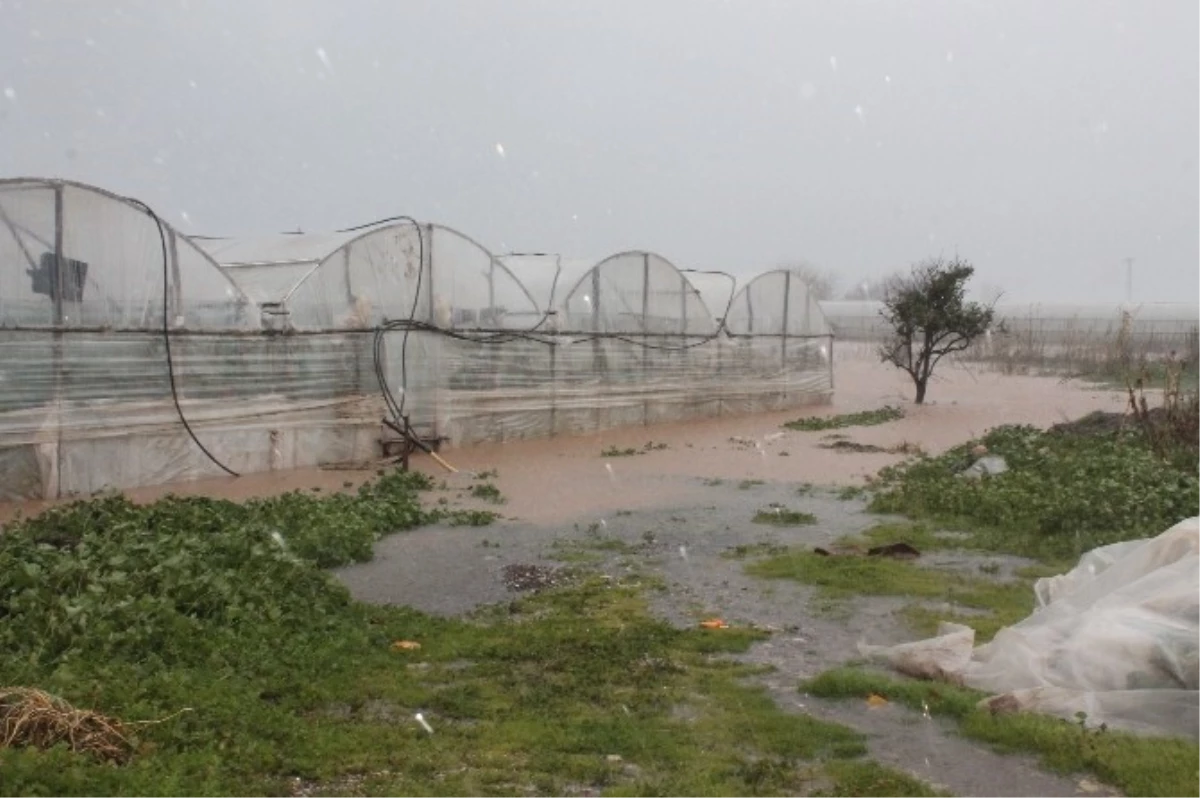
xmin=0 ymin=330 xmax=385 ymax=501
xmin=426 ymin=332 xmax=833 ymax=446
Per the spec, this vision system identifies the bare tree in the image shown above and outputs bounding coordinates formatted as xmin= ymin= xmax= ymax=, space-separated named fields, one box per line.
xmin=778 ymin=260 xmax=837 ymax=301
xmin=879 ymin=256 xmax=995 ymax=404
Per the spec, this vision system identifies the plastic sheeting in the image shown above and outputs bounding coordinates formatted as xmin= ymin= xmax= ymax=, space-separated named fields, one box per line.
xmin=418 ymin=333 xmax=832 ymax=446
xmin=198 ymin=224 xmax=541 ymax=332
xmin=557 ymin=252 xmax=716 ymax=335
xmin=859 ymin=517 xmax=1200 ymax=738
xmin=727 ymin=270 xmax=833 ymax=338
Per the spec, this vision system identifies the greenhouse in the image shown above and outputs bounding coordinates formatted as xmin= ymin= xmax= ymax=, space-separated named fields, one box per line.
xmin=0 ymin=178 xmax=836 ymax=501
xmin=722 ymin=269 xmax=835 ymax=409
xmin=196 ymin=222 xmax=545 ymax=448
xmin=0 ymin=178 xmax=262 ymax=501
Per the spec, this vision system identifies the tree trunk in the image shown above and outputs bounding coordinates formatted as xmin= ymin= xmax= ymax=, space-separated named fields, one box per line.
xmin=914 ymin=378 xmax=927 ymax=404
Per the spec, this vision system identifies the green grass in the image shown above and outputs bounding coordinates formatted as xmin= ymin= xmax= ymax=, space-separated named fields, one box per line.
xmin=815 ymin=760 xmax=948 ymax=797
xmin=784 ymin=406 xmax=905 ymax=432
xmin=469 ymin=482 xmax=506 ymax=504
xmin=803 ymin=668 xmax=1200 ymax=798
xmin=845 ymin=522 xmax=955 ymax=552
xmin=869 ymin=423 xmax=1199 ymax=561
xmin=722 ymin=542 xmax=790 ymax=560
xmin=744 ymin=538 xmax=1056 ymax=642
xmin=738 ymin=479 xmax=766 ymax=490
xmin=752 ymin=508 xmax=819 ymax=527
xmin=0 ymin=475 xmax=938 ymax=796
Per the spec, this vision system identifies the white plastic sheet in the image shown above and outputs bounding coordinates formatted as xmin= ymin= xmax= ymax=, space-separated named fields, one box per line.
xmin=860 ymin=517 xmax=1200 ymax=738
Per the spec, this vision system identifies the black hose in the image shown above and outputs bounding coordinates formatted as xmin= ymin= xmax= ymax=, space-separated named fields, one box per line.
xmin=124 ymin=196 xmax=240 ymax=477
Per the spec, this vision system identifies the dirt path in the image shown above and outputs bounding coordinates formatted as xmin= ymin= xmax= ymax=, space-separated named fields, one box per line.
xmin=334 ymin=477 xmax=1111 ymax=797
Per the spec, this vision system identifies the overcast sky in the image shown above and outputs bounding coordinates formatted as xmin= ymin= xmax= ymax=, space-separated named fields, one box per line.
xmin=2 ymin=0 xmax=1196 ymax=302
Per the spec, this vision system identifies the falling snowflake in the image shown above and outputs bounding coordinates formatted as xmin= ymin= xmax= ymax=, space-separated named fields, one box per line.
xmin=495 ymin=142 xmax=506 ymax=157
xmin=3 ymin=87 xmax=15 ymax=101
xmin=315 ymin=46 xmax=333 ymax=73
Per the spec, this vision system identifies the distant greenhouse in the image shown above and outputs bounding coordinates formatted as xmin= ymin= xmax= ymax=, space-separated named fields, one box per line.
xmin=821 ymin=300 xmax=1198 ymax=345
xmin=0 ymin=178 xmax=835 ymax=500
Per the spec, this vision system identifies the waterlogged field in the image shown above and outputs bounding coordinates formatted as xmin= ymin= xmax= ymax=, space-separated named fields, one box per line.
xmin=0 ymin=369 xmax=1196 ymax=797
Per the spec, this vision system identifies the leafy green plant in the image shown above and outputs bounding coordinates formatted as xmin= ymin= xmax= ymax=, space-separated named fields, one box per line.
xmin=469 ymin=482 xmax=506 ymax=504
xmin=437 ymin=508 xmax=500 ymax=526
xmin=784 ymin=406 xmax=904 ymax=432
xmin=751 ymin=508 xmax=818 ymax=527
xmin=869 ymin=423 xmax=1199 ymax=560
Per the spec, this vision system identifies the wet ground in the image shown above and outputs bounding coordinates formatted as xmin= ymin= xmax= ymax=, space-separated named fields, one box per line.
xmin=334 ymin=476 xmax=1116 ymax=798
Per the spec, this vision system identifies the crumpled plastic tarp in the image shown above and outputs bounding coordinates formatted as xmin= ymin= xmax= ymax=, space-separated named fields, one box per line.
xmin=859 ymin=517 xmax=1199 ymax=738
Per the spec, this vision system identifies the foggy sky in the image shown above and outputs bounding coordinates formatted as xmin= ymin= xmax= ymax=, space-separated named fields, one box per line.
xmin=2 ymin=0 xmax=1197 ymax=303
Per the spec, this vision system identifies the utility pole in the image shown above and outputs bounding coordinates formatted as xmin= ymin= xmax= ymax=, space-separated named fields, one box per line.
xmin=1123 ymin=257 xmax=1134 ymax=303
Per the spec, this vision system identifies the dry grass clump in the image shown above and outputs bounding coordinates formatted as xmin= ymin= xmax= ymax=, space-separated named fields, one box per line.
xmin=0 ymin=687 xmax=132 ymax=763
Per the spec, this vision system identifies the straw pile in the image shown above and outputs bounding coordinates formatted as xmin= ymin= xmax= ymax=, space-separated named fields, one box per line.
xmin=0 ymin=687 xmax=132 ymax=763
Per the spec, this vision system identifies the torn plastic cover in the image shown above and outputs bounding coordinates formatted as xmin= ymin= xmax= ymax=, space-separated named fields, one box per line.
xmin=859 ymin=517 xmax=1199 ymax=739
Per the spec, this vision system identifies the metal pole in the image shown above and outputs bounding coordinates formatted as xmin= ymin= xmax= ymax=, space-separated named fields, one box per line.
xmin=51 ymin=185 xmax=65 ymax=499
xmin=781 ymin=271 xmax=792 ymax=376
xmin=642 ymin=254 xmax=651 ymax=427
xmin=487 ymin=259 xmax=495 ymax=325
xmin=426 ymin=224 xmax=435 ymax=322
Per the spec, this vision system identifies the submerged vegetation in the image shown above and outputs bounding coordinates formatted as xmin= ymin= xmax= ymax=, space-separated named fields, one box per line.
xmin=751 ymin=507 xmax=819 ymax=527
xmin=601 ymin=441 xmax=670 ymax=457
xmin=743 ymin=528 xmax=1056 ymax=642
xmin=784 ymin=406 xmax=905 ymax=432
